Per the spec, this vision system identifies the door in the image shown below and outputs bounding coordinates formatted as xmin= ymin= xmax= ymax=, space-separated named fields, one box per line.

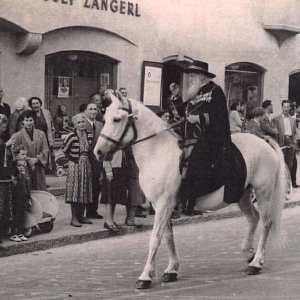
xmin=45 ymin=51 xmax=117 ymax=135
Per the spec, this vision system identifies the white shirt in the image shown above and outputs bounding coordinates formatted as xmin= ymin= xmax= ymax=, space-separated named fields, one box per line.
xmin=283 ymin=115 xmax=292 ymax=136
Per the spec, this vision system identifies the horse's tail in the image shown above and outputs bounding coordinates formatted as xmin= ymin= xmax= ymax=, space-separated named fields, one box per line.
xmin=264 ymin=136 xmax=286 ymax=240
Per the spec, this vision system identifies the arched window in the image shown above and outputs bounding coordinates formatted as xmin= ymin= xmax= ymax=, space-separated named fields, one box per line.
xmin=225 ymin=62 xmax=265 ymax=119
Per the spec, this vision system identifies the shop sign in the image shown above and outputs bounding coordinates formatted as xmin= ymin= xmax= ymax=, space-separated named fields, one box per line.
xmin=143 ymin=66 xmax=162 ymax=107
xmin=44 ymin=0 xmax=141 ymax=17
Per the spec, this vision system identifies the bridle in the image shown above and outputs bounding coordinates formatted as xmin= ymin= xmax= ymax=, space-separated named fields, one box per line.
xmin=99 ymin=96 xmax=209 ymax=151
xmin=99 ymin=99 xmax=138 ymax=148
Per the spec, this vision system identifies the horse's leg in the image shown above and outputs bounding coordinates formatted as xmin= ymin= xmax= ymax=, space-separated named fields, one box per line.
xmin=161 ymin=219 xmax=180 ymax=282
xmin=136 ymin=197 xmax=174 ymax=289
xmin=245 ymin=187 xmax=272 ymax=275
xmin=238 ymin=188 xmax=260 ymax=263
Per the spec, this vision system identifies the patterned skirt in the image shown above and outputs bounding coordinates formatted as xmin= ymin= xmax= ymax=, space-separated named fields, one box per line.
xmin=65 ymin=156 xmax=93 ymax=204
xmin=0 ymin=180 xmax=13 ymax=234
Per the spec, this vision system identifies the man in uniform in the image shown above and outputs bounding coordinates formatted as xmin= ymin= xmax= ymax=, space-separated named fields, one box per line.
xmin=181 ymin=60 xmax=233 ymax=204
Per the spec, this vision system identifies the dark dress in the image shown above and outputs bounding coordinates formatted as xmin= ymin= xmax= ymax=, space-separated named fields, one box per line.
xmin=0 ymin=139 xmax=13 ymax=237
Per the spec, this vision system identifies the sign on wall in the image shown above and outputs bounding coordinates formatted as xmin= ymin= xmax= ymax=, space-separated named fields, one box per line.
xmin=58 ymin=76 xmax=70 ymax=98
xmin=142 ymin=62 xmax=163 ymax=107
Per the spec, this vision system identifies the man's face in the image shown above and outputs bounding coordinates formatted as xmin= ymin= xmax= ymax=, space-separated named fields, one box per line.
xmin=0 ymin=88 xmax=4 ymax=100
xmin=171 ymin=86 xmax=180 ymax=97
xmin=120 ymin=89 xmax=128 ymax=98
xmin=31 ymin=99 xmax=41 ymax=111
xmin=188 ymin=73 xmax=202 ymax=86
xmin=16 ymin=160 xmax=26 ymax=175
xmin=268 ymin=105 xmax=273 ymax=114
xmin=93 ymin=95 xmax=102 ymax=108
xmin=85 ymin=103 xmax=98 ymax=120
xmin=282 ymin=103 xmax=291 ymax=115
xmin=23 ymin=117 xmax=34 ymax=130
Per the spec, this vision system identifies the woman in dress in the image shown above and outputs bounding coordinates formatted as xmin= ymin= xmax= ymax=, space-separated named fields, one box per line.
xmin=62 ymin=113 xmax=94 ymax=227
xmin=0 ymin=114 xmax=15 ymax=242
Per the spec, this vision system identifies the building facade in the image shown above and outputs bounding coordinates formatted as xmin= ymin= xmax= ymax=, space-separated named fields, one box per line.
xmin=1 ymin=0 xmax=300 ymax=126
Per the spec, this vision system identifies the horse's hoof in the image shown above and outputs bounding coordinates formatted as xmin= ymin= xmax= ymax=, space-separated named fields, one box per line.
xmin=245 ymin=266 xmax=261 ymax=275
xmin=247 ymin=254 xmax=255 ymax=263
xmin=161 ymin=273 xmax=178 ymax=282
xmin=135 ymin=280 xmax=152 ymax=289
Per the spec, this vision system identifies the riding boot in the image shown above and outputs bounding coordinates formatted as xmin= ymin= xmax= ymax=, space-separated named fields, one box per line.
xmin=78 ymin=204 xmax=92 ymax=224
xmin=71 ymin=203 xmax=81 ymax=227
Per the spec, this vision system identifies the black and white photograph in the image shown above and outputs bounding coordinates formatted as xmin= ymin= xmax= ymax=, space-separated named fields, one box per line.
xmin=1 ymin=0 xmax=300 ymax=299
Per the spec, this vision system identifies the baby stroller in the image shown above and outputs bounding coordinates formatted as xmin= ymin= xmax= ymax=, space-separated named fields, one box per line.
xmin=54 ymin=148 xmax=69 ymax=177
xmin=23 ymin=191 xmax=59 ymax=238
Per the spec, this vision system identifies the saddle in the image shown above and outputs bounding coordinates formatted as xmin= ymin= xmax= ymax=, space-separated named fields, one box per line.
xmin=180 ymin=142 xmax=247 ymax=204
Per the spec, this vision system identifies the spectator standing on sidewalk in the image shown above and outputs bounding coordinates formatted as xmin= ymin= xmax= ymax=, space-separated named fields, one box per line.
xmin=0 ymin=87 xmax=11 ymax=141
xmin=91 ymin=93 xmax=105 ymax=122
xmin=85 ymin=103 xmax=104 ymax=219
xmin=273 ymin=100 xmax=298 ymax=188
xmin=63 ymin=113 xmax=94 ymax=227
xmin=0 ymin=114 xmax=14 ymax=243
xmin=101 ymin=150 xmax=127 ymax=232
xmin=9 ymin=97 xmax=29 ymax=136
xmin=11 ymin=111 xmax=49 ymax=191
xmin=10 ymin=158 xmax=31 ymax=242
xmin=260 ymin=100 xmax=279 ymax=140
xmin=246 ymin=107 xmax=264 ymax=137
xmin=229 ymin=102 xmax=243 ymax=134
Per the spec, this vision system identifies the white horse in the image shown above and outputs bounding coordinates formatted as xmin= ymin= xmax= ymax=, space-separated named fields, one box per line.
xmin=94 ymin=91 xmax=286 ymax=289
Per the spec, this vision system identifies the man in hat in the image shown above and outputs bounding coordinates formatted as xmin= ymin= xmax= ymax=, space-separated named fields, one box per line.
xmin=260 ymin=100 xmax=278 ymax=140
xmin=180 ymin=60 xmax=233 ymax=205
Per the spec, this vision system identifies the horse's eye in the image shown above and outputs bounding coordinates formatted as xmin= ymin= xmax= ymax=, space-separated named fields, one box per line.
xmin=113 ymin=118 xmax=121 ymax=123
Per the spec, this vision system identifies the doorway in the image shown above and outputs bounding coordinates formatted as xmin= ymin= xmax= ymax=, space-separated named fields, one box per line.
xmin=45 ymin=51 xmax=118 ymax=124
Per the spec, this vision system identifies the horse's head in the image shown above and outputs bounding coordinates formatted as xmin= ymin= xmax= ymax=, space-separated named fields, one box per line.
xmin=94 ymin=90 xmax=137 ymax=161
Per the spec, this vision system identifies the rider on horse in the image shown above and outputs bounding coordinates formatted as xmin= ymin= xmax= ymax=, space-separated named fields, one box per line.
xmin=180 ymin=60 xmax=236 ymax=204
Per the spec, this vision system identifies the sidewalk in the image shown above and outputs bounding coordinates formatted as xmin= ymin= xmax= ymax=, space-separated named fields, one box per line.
xmin=1 ymin=174 xmax=300 ymax=258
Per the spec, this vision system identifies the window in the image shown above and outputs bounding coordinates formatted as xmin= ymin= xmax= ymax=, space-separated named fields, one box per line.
xmin=225 ymin=63 xmax=264 ymax=119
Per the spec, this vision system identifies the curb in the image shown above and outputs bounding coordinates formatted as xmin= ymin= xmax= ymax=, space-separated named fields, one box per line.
xmin=0 ymin=199 xmax=299 ymax=258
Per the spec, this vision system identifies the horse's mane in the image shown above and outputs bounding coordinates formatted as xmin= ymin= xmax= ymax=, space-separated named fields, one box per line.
xmin=129 ymin=99 xmax=173 ymax=135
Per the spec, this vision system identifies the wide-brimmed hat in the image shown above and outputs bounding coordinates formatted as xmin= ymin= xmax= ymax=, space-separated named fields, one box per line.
xmin=184 ymin=60 xmax=216 ymax=78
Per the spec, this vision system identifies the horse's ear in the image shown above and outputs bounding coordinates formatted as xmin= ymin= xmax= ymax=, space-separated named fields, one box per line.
xmin=115 ymin=90 xmax=127 ymax=106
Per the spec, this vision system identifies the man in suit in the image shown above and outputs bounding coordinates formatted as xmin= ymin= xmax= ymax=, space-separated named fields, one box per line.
xmin=85 ymin=102 xmax=104 ymax=219
xmin=0 ymin=87 xmax=11 ymax=141
xmin=260 ymin=100 xmax=278 ymax=140
xmin=273 ymin=100 xmax=298 ymax=187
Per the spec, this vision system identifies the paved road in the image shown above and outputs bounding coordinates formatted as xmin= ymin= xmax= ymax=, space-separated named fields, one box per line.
xmin=2 ymin=206 xmax=300 ymax=300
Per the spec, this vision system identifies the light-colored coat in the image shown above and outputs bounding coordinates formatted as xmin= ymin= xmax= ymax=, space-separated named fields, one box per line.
xmin=41 ymin=108 xmax=55 ymax=147
xmin=273 ymin=114 xmax=297 ymax=147
xmin=12 ymin=128 xmax=49 ymax=190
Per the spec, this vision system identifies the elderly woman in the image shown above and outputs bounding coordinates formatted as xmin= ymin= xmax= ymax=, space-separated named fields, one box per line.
xmin=11 ymin=110 xmax=49 ymax=191
xmin=0 ymin=115 xmax=15 ymax=242
xmin=62 ymin=113 xmax=94 ymax=227
xmin=9 ymin=97 xmax=29 ymax=136
xmin=28 ymin=97 xmax=54 ymax=149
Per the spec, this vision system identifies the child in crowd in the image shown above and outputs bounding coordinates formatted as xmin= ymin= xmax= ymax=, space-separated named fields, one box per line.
xmin=10 ymin=155 xmax=31 ymax=242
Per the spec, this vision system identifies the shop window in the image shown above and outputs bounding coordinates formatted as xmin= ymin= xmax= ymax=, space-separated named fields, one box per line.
xmin=225 ymin=63 xmax=264 ymax=119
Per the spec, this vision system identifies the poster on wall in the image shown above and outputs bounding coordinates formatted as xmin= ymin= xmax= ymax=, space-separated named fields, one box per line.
xmin=100 ymin=73 xmax=110 ymax=86
xmin=58 ymin=77 xmax=70 ymax=98
xmin=143 ymin=66 xmax=162 ymax=106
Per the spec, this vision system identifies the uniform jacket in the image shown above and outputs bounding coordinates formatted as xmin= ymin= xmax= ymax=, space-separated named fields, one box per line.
xmin=185 ymin=81 xmax=231 ymax=153
xmin=273 ymin=114 xmax=297 ymax=147
xmin=260 ymin=114 xmax=278 ymax=139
